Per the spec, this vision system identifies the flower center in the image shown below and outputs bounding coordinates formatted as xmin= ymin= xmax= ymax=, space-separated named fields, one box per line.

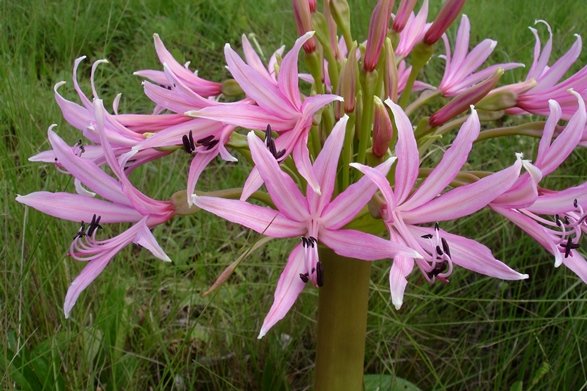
xmin=419 ymin=223 xmax=454 ymax=283
xmin=182 ymin=131 xmax=219 ymax=154
xmin=298 ymin=235 xmax=323 ymax=287
xmin=264 ymin=124 xmax=286 ymax=161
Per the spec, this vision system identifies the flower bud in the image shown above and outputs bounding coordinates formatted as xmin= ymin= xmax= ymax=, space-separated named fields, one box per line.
xmin=308 ymin=0 xmax=317 ymax=12
xmin=293 ymin=0 xmax=317 ymax=53
xmin=329 ymin=0 xmax=352 ymax=46
xmin=430 ymin=68 xmax=503 ymax=127
xmin=383 ymin=37 xmax=399 ymax=101
xmin=221 ymin=79 xmax=244 ymax=97
xmin=372 ymin=96 xmax=394 ymax=157
xmin=337 ymin=41 xmax=358 ymax=115
xmin=364 ymin=0 xmax=395 ymax=72
xmin=423 ymin=0 xmax=466 ymax=45
xmin=392 ymin=0 xmax=417 ymax=32
xmin=476 ymin=89 xmax=518 ymax=111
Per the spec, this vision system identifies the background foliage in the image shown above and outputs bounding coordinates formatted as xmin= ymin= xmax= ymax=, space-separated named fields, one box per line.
xmin=1 ymin=0 xmax=586 ymax=389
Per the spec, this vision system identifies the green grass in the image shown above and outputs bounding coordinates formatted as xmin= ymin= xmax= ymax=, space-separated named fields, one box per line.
xmin=2 ymin=0 xmax=587 ymax=389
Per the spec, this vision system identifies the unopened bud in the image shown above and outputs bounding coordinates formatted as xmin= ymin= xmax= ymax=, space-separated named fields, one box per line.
xmin=423 ymin=0 xmax=466 ymax=45
xmin=372 ymin=96 xmax=394 ymax=157
xmin=293 ymin=0 xmax=318 ymax=53
xmin=383 ymin=38 xmax=399 ymax=101
xmin=477 ymin=89 xmax=518 ymax=111
xmin=329 ymin=0 xmax=352 ymax=45
xmin=430 ymin=68 xmax=503 ymax=127
xmin=337 ymin=41 xmax=358 ymax=115
xmin=364 ymin=0 xmax=395 ymax=72
xmin=392 ymin=0 xmax=417 ymax=32
xmin=308 ymin=0 xmax=317 ymax=12
xmin=221 ymin=79 xmax=243 ymax=97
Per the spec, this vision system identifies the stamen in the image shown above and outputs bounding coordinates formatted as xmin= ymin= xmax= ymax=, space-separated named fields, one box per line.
xmin=87 ymin=214 xmax=103 ymax=237
xmin=316 ymin=261 xmax=323 ymax=287
xmin=435 ymin=245 xmax=443 ymax=256
xmin=441 ymin=238 xmax=451 ymax=258
xmin=299 ymin=273 xmax=309 ymax=283
xmin=74 ymin=221 xmax=86 ymax=239
xmin=182 ymin=134 xmax=193 ymax=153
xmin=421 ymin=234 xmax=433 ymax=239
xmin=264 ymin=124 xmax=286 ymax=161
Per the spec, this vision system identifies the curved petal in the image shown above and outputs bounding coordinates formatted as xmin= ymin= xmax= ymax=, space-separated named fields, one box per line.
xmin=319 ymin=228 xmax=421 ymax=260
xmin=307 ymin=115 xmax=349 ymax=213
xmin=410 ymin=226 xmax=529 ymax=280
xmin=186 ymin=152 xmax=217 ymax=206
xmin=248 ymin=132 xmax=309 ymax=221
xmin=385 ymin=98 xmax=419 ymax=204
xmin=323 ymin=158 xmax=395 ymax=229
xmin=278 ymin=32 xmax=315 ymax=109
xmin=193 ymin=195 xmax=305 ymax=238
xmin=402 ymin=108 xmax=480 ymax=210
xmin=403 ymin=157 xmax=522 ymax=224
xmin=389 ymin=229 xmax=414 ymax=310
xmin=258 ymin=244 xmax=306 ymax=338
xmin=16 ymin=192 xmax=142 ymax=223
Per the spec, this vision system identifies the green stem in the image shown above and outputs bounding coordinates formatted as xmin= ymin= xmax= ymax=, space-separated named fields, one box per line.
xmin=405 ymin=89 xmax=441 ymax=116
xmin=314 ymin=247 xmax=371 ymax=391
xmin=357 ymin=71 xmax=377 ymax=164
xmin=398 ymin=43 xmax=435 ymax=107
xmin=340 ymin=114 xmax=356 ymax=192
xmin=474 ymin=122 xmax=545 ymax=142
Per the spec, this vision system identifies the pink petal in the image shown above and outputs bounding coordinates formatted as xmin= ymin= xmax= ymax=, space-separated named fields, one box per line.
xmin=152 ymin=34 xmax=221 ymax=96
xmin=224 ymin=43 xmax=295 ymax=116
xmin=193 ymin=195 xmax=305 ymax=238
xmin=529 ymin=183 xmax=587 ymax=214
xmin=133 ymin=222 xmax=172 ymax=262
xmin=187 ymin=104 xmax=295 ymax=131
xmin=350 ymin=158 xmax=398 ymax=210
xmin=403 ymin=157 xmax=522 ymax=224
xmin=48 ymin=129 xmax=129 ymax=205
xmin=322 ymin=158 xmax=394 ymax=229
xmin=258 ymin=244 xmax=306 ymax=338
xmin=307 ymin=115 xmax=349 ymax=213
xmin=278 ymin=32 xmax=315 ymax=109
xmin=389 ymin=230 xmax=414 ymax=310
xmin=248 ymin=132 xmax=309 ymax=222
xmin=402 ymin=109 xmax=480 ymax=210
xmin=385 ymin=98 xmax=419 ymax=204
xmin=64 ymin=249 xmax=115 ymax=318
xmin=16 ymin=192 xmax=142 ymax=223
xmin=186 ymin=152 xmax=217 ymax=206
xmin=493 ymin=206 xmax=563 ymax=267
xmin=562 ymin=251 xmax=587 ymax=283
xmin=411 ymin=226 xmax=529 ymax=280
xmin=533 ymin=34 xmax=582 ymax=92
xmin=319 ymin=228 xmax=421 ymax=260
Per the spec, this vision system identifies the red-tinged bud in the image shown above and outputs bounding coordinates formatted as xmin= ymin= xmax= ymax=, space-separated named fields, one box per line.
xmin=372 ymin=96 xmax=394 ymax=157
xmin=337 ymin=41 xmax=358 ymax=115
xmin=308 ymin=0 xmax=317 ymax=12
xmin=364 ymin=0 xmax=395 ymax=72
xmin=293 ymin=0 xmax=317 ymax=53
xmin=323 ymin=0 xmax=340 ymax=59
xmin=423 ymin=0 xmax=466 ymax=45
xmin=392 ymin=0 xmax=417 ymax=32
xmin=430 ymin=68 xmax=503 ymax=127
xmin=383 ymin=37 xmax=399 ymax=101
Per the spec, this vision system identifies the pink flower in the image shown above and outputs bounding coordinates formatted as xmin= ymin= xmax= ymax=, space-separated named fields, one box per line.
xmin=352 ymin=100 xmax=528 ymax=309
xmin=187 ymin=32 xmax=342 ymax=195
xmin=17 ymin=100 xmax=174 ymax=317
xmin=492 ymin=93 xmax=587 ymax=280
xmin=395 ymin=0 xmax=429 ymax=58
xmin=193 ymin=116 xmax=419 ymax=337
xmin=438 ymin=15 xmax=523 ymax=97
xmin=509 ymin=21 xmax=587 ymax=119
xmin=134 ymin=34 xmax=222 ymax=97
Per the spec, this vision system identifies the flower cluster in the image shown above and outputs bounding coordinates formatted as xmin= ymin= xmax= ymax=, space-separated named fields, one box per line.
xmin=17 ymin=0 xmax=586 ymax=337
